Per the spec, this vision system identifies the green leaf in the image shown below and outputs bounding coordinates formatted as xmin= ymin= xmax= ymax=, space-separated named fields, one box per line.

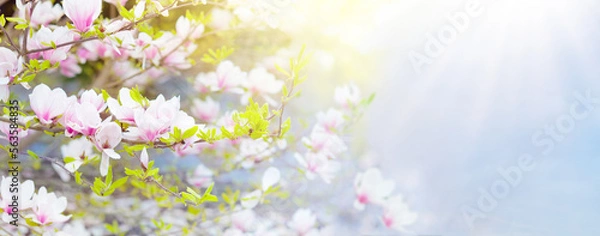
xmin=0 ymin=14 xmax=6 ymax=27
xmin=119 ymin=5 xmax=135 ymax=21
xmin=105 ymin=166 xmax=113 ymax=184
xmin=111 ymin=177 xmax=129 ymax=189
xmin=74 ymin=171 xmax=83 ymax=185
xmin=182 ymin=126 xmax=199 ymax=140
xmin=27 ymin=150 xmax=38 ymax=159
xmin=64 ymin=156 xmax=76 ymax=164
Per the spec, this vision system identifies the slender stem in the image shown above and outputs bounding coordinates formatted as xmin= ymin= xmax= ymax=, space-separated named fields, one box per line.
xmin=23 ymin=153 xmax=94 ymax=186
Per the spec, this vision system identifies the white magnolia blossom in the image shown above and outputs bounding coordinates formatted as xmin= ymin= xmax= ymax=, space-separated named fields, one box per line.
xmin=353 ymin=168 xmax=395 ymax=210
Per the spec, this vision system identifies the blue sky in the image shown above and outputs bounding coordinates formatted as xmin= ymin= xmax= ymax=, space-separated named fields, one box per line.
xmin=365 ymin=0 xmax=600 ymax=235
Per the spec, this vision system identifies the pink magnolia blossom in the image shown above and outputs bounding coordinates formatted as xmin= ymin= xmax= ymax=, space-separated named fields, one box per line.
xmin=162 ymin=50 xmax=193 ymax=70
xmin=334 ymin=83 xmax=361 ymax=109
xmin=190 ymin=97 xmax=220 ymax=123
xmin=131 ymin=32 xmax=160 ymax=66
xmin=381 ymin=195 xmax=418 ymax=232
xmin=29 ymin=84 xmax=71 ymax=125
xmin=153 ymin=32 xmax=195 ymax=70
xmin=61 ymin=138 xmax=95 ymax=172
xmin=0 ymin=177 xmax=35 ymax=223
xmin=107 ymin=88 xmax=144 ymax=124
xmin=0 ymin=120 xmax=29 ymax=141
xmin=315 ymin=108 xmax=345 ymax=133
xmin=27 ymin=187 xmax=71 ymax=225
xmin=59 ymin=54 xmax=82 ymax=78
xmin=79 ymin=89 xmax=107 ymax=112
xmin=176 ymin=16 xmax=205 ymax=40
xmin=195 ymin=60 xmax=246 ymax=93
xmin=171 ymin=111 xmax=204 ymax=156
xmin=124 ymin=95 xmax=180 ymax=142
xmin=229 ymin=209 xmax=257 ymax=232
xmin=0 ymin=47 xmax=21 ymax=101
xmin=240 ymin=67 xmax=283 ymax=105
xmin=187 ymin=164 xmax=213 ymax=188
xmin=17 ymin=0 xmax=63 ymax=27
xmin=63 ymin=0 xmax=102 ymax=32
xmin=140 ymin=147 xmax=149 ymax=170
xmin=294 ymin=152 xmax=340 ymax=184
xmin=302 ymin=126 xmax=347 ymax=159
xmin=62 ymin=102 xmax=102 ymax=137
xmin=236 ymin=138 xmax=275 ymax=169
xmin=353 ymin=168 xmax=395 ymax=211
xmin=28 ymin=26 xmax=75 ymax=63
xmin=93 ymin=122 xmax=122 ymax=176
xmin=287 ymin=208 xmax=317 ymax=235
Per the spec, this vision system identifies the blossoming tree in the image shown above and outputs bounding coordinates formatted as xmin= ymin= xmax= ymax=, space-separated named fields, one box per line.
xmin=0 ymin=0 xmax=417 ymax=235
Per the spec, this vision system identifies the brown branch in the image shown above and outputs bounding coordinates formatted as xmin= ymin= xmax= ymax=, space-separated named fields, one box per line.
xmin=0 ymin=15 xmax=21 ymax=54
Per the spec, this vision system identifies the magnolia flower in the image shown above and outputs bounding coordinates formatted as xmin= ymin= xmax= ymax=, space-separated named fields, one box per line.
xmin=0 ymin=177 xmax=35 ymax=223
xmin=187 ymin=164 xmax=213 ymax=188
xmin=131 ymin=32 xmax=160 ymax=66
xmin=295 ymin=152 xmax=340 ymax=184
xmin=63 ymin=0 xmax=102 ymax=32
xmin=262 ymin=167 xmax=280 ymax=191
xmin=29 ymin=84 xmax=70 ymax=125
xmin=240 ymin=67 xmax=283 ymax=105
xmin=79 ymin=89 xmax=106 ymax=112
xmin=140 ymin=147 xmax=149 ymax=170
xmin=240 ymin=190 xmax=262 ymax=209
xmin=61 ymin=138 xmax=95 ymax=172
xmin=0 ymin=121 xmax=29 ymax=141
xmin=17 ymin=0 xmax=63 ymax=27
xmin=28 ymin=187 xmax=71 ymax=225
xmin=195 ymin=60 xmax=246 ymax=93
xmin=62 ymin=102 xmax=102 ymax=137
xmin=381 ymin=195 xmax=418 ymax=232
xmin=0 ymin=47 xmax=21 ymax=101
xmin=315 ymin=108 xmax=345 ymax=133
xmin=236 ymin=138 xmax=275 ymax=169
xmin=93 ymin=122 xmax=122 ymax=176
xmin=124 ymin=95 xmax=180 ymax=142
xmin=190 ymin=97 xmax=220 ymax=123
xmin=29 ymin=26 xmax=75 ymax=63
xmin=176 ymin=16 xmax=205 ymax=40
xmin=107 ymin=88 xmax=144 ymax=124
xmin=353 ymin=168 xmax=395 ymax=210
xmin=171 ymin=111 xmax=204 ymax=156
xmin=229 ymin=209 xmax=257 ymax=232
xmin=334 ymin=83 xmax=361 ymax=109
xmin=287 ymin=208 xmax=317 ymax=235
xmin=302 ymin=126 xmax=347 ymax=159
xmin=241 ymin=167 xmax=280 ymax=209
xmin=59 ymin=54 xmax=82 ymax=78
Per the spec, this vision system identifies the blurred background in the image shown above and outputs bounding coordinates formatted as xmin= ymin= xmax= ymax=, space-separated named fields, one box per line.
xmin=279 ymin=0 xmax=600 ymax=235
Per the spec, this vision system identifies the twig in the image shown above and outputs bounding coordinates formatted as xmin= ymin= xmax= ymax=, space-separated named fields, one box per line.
xmin=0 ymin=15 xmax=21 ymax=54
